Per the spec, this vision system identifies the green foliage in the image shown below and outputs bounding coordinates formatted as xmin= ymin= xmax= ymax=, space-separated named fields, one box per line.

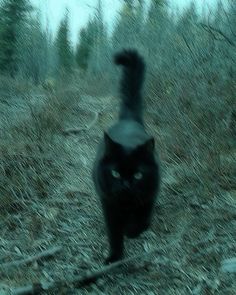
xmin=55 ymin=11 xmax=74 ymax=76
xmin=112 ymin=0 xmax=145 ymax=49
xmin=147 ymin=0 xmax=167 ymax=23
xmin=81 ymin=0 xmax=110 ymax=76
xmin=18 ymin=14 xmax=49 ymax=84
xmin=144 ymin=0 xmax=169 ymax=43
xmin=176 ymin=2 xmax=198 ymax=37
xmin=87 ymin=15 xmax=109 ymax=74
xmin=0 ymin=0 xmax=32 ymax=77
xmin=75 ymin=22 xmax=96 ymax=71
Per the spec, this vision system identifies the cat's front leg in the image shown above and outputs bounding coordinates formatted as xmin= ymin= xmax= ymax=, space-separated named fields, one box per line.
xmin=103 ymin=203 xmax=124 ymax=264
xmin=105 ymin=229 xmax=124 ymax=264
xmin=136 ymin=201 xmax=154 ymax=231
xmin=125 ymin=201 xmax=154 ymax=238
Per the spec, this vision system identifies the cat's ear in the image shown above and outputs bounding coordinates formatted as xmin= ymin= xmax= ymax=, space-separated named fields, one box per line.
xmin=143 ymin=137 xmax=155 ymax=153
xmin=104 ymin=132 xmax=119 ymax=154
xmin=146 ymin=137 xmax=155 ymax=152
xmin=104 ymin=132 xmax=113 ymax=146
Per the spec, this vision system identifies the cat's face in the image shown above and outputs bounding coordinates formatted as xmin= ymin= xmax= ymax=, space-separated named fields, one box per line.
xmin=99 ymin=132 xmax=158 ymax=198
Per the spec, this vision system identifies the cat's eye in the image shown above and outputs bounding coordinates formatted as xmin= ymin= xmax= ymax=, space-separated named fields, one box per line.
xmin=134 ymin=172 xmax=143 ymax=180
xmin=111 ymin=169 xmax=120 ymax=178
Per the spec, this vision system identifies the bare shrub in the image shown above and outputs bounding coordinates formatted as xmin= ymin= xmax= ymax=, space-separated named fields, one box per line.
xmin=0 ymin=80 xmax=78 ymax=216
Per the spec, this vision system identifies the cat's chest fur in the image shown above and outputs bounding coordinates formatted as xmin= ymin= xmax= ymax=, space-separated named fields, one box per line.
xmin=93 ymin=120 xmax=159 ymax=203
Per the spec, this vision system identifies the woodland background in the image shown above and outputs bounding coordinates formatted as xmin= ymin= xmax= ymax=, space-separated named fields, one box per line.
xmin=0 ymin=0 xmax=235 ymax=294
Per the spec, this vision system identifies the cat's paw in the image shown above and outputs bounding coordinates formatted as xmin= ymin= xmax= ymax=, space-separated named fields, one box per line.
xmin=105 ymin=253 xmax=122 ymax=265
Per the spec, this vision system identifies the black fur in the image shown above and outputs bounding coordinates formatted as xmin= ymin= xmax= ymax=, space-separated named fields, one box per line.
xmin=93 ymin=49 xmax=160 ymax=264
xmin=114 ymin=49 xmax=145 ymax=124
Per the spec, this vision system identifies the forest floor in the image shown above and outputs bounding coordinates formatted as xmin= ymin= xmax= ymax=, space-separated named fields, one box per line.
xmin=0 ymin=87 xmax=236 ymax=295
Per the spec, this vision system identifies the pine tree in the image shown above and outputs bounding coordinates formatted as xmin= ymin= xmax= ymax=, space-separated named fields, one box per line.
xmin=144 ymin=0 xmax=169 ymax=46
xmin=147 ymin=0 xmax=167 ymax=26
xmin=112 ymin=0 xmax=142 ymax=49
xmin=75 ymin=21 xmax=96 ymax=71
xmin=176 ymin=2 xmax=198 ymax=38
xmin=86 ymin=0 xmax=110 ymax=75
xmin=55 ymin=10 xmax=74 ymax=76
xmin=142 ymin=0 xmax=175 ymax=97
xmin=18 ymin=14 xmax=50 ymax=84
xmin=175 ymin=2 xmax=202 ymax=72
xmin=0 ymin=0 xmax=32 ymax=77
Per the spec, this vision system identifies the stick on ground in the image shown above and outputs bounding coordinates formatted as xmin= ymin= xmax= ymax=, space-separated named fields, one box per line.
xmin=10 ymin=248 xmax=160 ymax=295
xmin=0 ymin=245 xmax=62 ymax=271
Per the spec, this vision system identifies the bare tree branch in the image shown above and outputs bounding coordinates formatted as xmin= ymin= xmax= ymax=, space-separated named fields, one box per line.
xmin=10 ymin=248 xmax=160 ymax=295
xmin=0 ymin=246 xmax=62 ymax=271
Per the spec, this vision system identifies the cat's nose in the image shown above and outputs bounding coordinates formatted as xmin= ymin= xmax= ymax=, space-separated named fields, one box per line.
xmin=123 ymin=180 xmax=130 ymax=188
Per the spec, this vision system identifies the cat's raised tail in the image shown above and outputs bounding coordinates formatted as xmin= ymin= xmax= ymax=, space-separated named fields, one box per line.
xmin=114 ymin=49 xmax=145 ymax=124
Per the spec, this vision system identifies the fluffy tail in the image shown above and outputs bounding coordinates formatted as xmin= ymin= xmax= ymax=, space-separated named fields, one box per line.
xmin=114 ymin=49 xmax=145 ymax=124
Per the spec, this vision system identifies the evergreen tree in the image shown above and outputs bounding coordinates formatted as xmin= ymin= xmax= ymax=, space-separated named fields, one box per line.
xmin=86 ymin=0 xmax=110 ymax=75
xmin=75 ymin=21 xmax=96 ymax=71
xmin=143 ymin=0 xmax=170 ymax=69
xmin=112 ymin=0 xmax=144 ymax=49
xmin=175 ymin=2 xmax=213 ymax=78
xmin=55 ymin=11 xmax=74 ymax=76
xmin=176 ymin=2 xmax=198 ymax=39
xmin=18 ymin=14 xmax=50 ymax=84
xmin=0 ymin=0 xmax=32 ymax=77
xmin=205 ymin=0 xmax=236 ymax=92
xmin=144 ymin=0 xmax=169 ymax=47
xmin=147 ymin=0 xmax=167 ymax=26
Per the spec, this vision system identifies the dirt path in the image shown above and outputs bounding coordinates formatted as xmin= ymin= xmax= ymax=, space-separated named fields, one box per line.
xmin=58 ymin=94 xmax=236 ymax=294
xmin=0 ymin=93 xmax=235 ymax=294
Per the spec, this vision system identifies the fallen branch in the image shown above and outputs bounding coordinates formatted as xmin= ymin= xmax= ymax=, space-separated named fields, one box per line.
xmin=0 ymin=245 xmax=62 ymax=271
xmin=10 ymin=248 xmax=160 ymax=295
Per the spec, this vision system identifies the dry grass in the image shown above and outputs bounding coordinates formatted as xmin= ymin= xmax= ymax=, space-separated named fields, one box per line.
xmin=0 ymin=74 xmax=235 ymax=294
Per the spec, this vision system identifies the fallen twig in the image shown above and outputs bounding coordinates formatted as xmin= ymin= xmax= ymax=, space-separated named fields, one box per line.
xmin=0 ymin=245 xmax=62 ymax=271
xmin=10 ymin=248 xmax=160 ymax=295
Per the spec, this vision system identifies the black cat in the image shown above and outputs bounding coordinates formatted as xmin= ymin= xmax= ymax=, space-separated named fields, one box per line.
xmin=93 ymin=49 xmax=160 ymax=264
